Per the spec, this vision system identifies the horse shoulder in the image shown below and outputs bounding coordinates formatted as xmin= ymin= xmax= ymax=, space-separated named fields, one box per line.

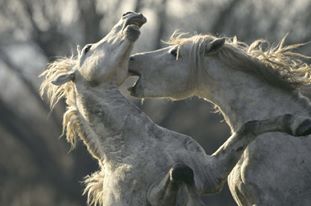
xmin=229 ymin=132 xmax=311 ymax=205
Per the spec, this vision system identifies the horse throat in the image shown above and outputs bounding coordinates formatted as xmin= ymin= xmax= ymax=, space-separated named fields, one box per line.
xmin=74 ymin=83 xmax=145 ymax=163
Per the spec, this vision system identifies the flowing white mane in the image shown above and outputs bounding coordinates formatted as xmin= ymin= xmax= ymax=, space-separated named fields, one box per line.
xmin=39 ymin=57 xmax=81 ymax=146
xmin=168 ymin=34 xmax=311 ymax=91
xmin=40 ymin=57 xmax=106 ymax=205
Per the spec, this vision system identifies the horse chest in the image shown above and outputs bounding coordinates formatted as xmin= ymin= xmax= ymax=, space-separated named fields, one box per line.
xmin=228 ymin=133 xmax=311 ymax=205
xmin=97 ymin=166 xmax=151 ymax=206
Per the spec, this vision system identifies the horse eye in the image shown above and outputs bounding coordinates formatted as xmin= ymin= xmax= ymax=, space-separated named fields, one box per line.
xmin=170 ymin=48 xmax=178 ymax=57
xmin=83 ymin=44 xmax=92 ymax=54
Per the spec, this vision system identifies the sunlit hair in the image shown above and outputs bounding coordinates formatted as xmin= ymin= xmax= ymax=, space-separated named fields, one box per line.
xmin=83 ymin=169 xmax=105 ymax=206
xmin=40 ymin=56 xmax=105 ymax=205
xmin=168 ymin=33 xmax=311 ymax=90
xmin=40 ymin=57 xmax=80 ymax=144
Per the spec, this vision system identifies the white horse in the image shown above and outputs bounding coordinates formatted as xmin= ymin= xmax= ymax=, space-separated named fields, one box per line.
xmin=129 ymin=34 xmax=311 ymax=205
xmin=40 ymin=14 xmax=311 ymax=205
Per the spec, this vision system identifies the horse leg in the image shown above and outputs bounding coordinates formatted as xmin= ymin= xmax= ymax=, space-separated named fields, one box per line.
xmin=207 ymin=114 xmax=311 ymax=195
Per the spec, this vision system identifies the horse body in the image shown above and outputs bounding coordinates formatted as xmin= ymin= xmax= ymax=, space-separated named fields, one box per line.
xmin=129 ymin=34 xmax=311 ymax=205
xmin=221 ymin=129 xmax=311 ymax=205
xmin=200 ymin=40 xmax=311 ymax=206
xmin=203 ymin=63 xmax=311 ymax=205
xmin=229 ymin=133 xmax=311 ymax=205
xmin=47 ymin=81 xmax=226 ymax=205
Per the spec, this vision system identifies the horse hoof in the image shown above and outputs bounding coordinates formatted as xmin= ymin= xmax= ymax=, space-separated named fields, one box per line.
xmin=169 ymin=163 xmax=194 ymax=186
xmin=295 ymin=119 xmax=311 ymax=136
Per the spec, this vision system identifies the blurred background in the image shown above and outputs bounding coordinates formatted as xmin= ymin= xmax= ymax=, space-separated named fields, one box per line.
xmin=1 ymin=0 xmax=311 ymax=205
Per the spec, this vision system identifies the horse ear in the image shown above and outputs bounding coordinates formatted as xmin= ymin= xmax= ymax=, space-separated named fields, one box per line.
xmin=205 ymin=38 xmax=225 ymax=55
xmin=52 ymin=72 xmax=75 ymax=85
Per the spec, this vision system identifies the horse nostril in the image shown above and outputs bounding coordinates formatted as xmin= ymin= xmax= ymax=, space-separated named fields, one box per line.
xmin=122 ymin=11 xmax=133 ymax=17
xmin=129 ymin=56 xmax=135 ymax=61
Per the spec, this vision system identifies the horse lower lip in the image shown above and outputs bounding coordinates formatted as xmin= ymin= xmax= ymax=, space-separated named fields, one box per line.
xmin=128 ymin=77 xmax=140 ymax=95
xmin=128 ymin=86 xmax=134 ymax=93
xmin=128 ymin=85 xmax=136 ymax=96
xmin=128 ymin=70 xmax=141 ymax=77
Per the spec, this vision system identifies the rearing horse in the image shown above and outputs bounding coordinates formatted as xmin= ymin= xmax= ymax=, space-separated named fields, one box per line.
xmin=129 ymin=34 xmax=311 ymax=205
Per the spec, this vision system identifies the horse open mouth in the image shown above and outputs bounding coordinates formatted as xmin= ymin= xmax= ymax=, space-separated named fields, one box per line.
xmin=128 ymin=69 xmax=141 ymax=96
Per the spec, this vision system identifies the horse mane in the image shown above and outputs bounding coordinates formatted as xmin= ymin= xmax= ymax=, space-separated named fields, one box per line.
xmin=40 ymin=57 xmax=82 ymax=147
xmin=168 ymin=33 xmax=311 ymax=91
xmin=40 ymin=57 xmax=106 ymax=205
xmin=40 ymin=56 xmax=102 ymax=156
xmin=83 ymin=168 xmax=106 ymax=206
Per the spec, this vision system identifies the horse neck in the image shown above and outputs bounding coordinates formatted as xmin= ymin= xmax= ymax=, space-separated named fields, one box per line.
xmin=74 ymin=83 xmax=150 ymax=163
xmin=196 ymin=62 xmax=310 ymax=132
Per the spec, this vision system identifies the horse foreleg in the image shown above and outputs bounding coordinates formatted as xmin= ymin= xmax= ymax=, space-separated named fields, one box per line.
xmin=205 ymin=114 xmax=311 ymax=194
